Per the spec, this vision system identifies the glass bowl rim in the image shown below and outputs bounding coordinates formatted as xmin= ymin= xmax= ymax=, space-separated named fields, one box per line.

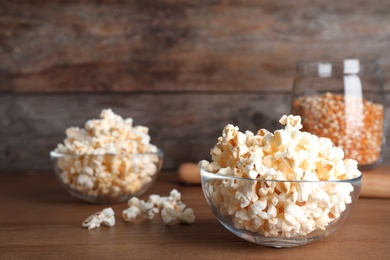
xmin=200 ymin=169 xmax=362 ymax=184
xmin=50 ymin=148 xmax=164 ymax=158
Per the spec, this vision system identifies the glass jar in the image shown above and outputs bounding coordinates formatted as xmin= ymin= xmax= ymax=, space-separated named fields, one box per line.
xmin=291 ymin=59 xmax=386 ymax=169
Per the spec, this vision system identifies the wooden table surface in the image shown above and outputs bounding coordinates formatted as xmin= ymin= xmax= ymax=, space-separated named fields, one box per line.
xmin=1 ymin=168 xmax=390 ymax=259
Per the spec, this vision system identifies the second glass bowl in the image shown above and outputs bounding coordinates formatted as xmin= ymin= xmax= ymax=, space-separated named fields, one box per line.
xmin=50 ymin=149 xmax=163 ymax=203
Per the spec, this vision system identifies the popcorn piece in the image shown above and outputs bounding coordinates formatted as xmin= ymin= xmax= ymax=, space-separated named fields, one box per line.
xmin=82 ymin=207 xmax=115 ymax=230
xmin=122 ymin=197 xmax=158 ymax=221
xmin=100 ymin=207 xmax=116 ymax=227
xmin=178 ymin=208 xmax=196 ymax=224
xmin=161 ymin=207 xmax=179 ymax=225
xmin=122 ymin=189 xmax=195 ymax=225
xmin=200 ymin=115 xmax=362 ymax=238
xmin=161 ymin=202 xmax=196 ymax=226
xmin=54 ymin=109 xmax=160 ymax=199
xmin=122 ymin=205 xmax=142 ymax=222
xmin=82 ymin=214 xmax=102 ymax=230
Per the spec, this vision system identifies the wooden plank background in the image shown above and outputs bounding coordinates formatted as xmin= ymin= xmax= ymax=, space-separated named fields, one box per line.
xmin=1 ymin=0 xmax=390 ymax=172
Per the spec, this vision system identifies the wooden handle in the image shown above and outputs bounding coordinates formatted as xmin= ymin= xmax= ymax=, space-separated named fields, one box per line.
xmin=361 ymin=168 xmax=390 ymax=198
xmin=178 ymin=162 xmax=201 ymax=185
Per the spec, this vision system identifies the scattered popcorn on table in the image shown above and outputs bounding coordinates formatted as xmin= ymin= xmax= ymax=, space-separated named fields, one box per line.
xmin=54 ymin=109 xmax=161 ymax=199
xmin=82 ymin=207 xmax=115 ymax=230
xmin=122 ymin=189 xmax=195 ymax=225
xmin=199 ymin=115 xmax=361 ymax=238
xmin=122 ymin=197 xmax=158 ymax=221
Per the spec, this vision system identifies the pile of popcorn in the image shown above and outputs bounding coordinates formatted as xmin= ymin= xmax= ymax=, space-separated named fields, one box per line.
xmin=54 ymin=109 xmax=161 ymax=198
xmin=82 ymin=189 xmax=195 ymax=229
xmin=122 ymin=189 xmax=195 ymax=225
xmin=199 ymin=115 xmax=361 ymax=238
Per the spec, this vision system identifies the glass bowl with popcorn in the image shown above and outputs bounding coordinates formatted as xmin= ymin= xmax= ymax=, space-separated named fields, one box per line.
xmin=199 ymin=115 xmax=362 ymax=248
xmin=50 ymin=109 xmax=163 ymax=203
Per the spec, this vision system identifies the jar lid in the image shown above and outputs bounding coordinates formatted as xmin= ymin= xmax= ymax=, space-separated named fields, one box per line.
xmin=344 ymin=59 xmax=360 ymax=74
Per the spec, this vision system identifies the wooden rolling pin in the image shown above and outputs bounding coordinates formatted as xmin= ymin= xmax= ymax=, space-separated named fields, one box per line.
xmin=178 ymin=162 xmax=390 ymax=198
xmin=178 ymin=162 xmax=201 ymax=185
xmin=361 ymin=167 xmax=390 ymax=198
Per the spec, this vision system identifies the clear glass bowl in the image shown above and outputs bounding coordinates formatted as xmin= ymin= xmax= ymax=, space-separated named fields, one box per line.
xmin=291 ymin=59 xmax=386 ymax=169
xmin=50 ymin=149 xmax=163 ymax=203
xmin=200 ymin=169 xmax=361 ymax=248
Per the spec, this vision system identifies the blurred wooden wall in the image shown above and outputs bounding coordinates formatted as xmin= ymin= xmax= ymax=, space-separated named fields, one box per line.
xmin=1 ymin=0 xmax=390 ymax=172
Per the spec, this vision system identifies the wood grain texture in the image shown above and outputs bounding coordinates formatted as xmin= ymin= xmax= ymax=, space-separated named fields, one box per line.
xmin=1 ymin=92 xmax=390 ymax=173
xmin=1 ymin=1 xmax=390 ymax=173
xmin=0 ymin=171 xmax=390 ymax=259
xmin=0 ymin=93 xmax=291 ymax=172
xmin=1 ymin=1 xmax=390 ymax=92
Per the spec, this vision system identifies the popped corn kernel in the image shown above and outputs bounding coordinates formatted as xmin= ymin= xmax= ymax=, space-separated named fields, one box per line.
xmin=82 ymin=207 xmax=115 ymax=230
xmin=122 ymin=197 xmax=158 ymax=221
xmin=200 ymin=115 xmax=361 ymax=238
